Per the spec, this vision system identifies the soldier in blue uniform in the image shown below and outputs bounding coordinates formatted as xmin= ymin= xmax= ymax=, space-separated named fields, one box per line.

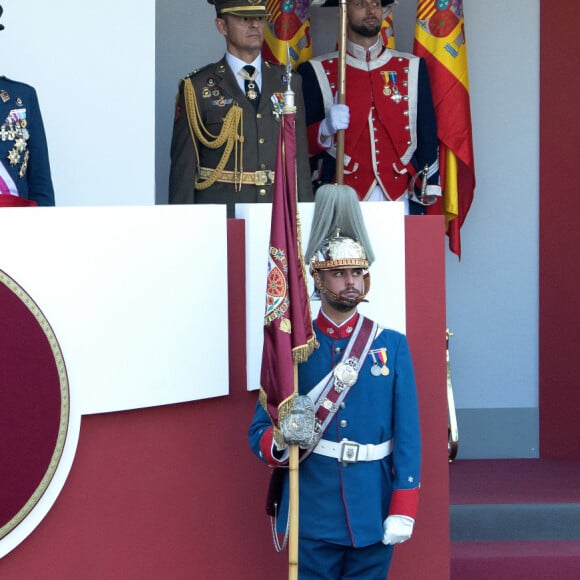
xmin=249 ymin=184 xmax=422 ymax=578
xmin=0 ymin=4 xmax=55 ymax=206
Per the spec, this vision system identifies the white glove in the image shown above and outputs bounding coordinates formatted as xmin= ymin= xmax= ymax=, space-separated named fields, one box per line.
xmin=382 ymin=515 xmax=415 ymax=545
xmin=320 ymin=104 xmax=350 ymax=137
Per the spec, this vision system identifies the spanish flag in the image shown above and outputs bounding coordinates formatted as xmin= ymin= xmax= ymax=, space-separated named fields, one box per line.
xmin=414 ymin=0 xmax=476 ymax=257
xmin=380 ymin=5 xmax=396 ymax=49
xmin=263 ymin=0 xmax=313 ymax=68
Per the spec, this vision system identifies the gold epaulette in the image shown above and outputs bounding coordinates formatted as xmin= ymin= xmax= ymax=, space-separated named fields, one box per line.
xmin=182 ymin=63 xmax=212 ymax=81
xmin=182 ymin=77 xmax=245 ymax=191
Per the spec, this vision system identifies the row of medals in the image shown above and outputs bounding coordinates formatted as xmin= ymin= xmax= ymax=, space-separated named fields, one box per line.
xmin=380 ymin=71 xmax=403 ymax=104
xmin=200 ymin=74 xmax=259 ymax=104
xmin=1 ymin=94 xmax=29 ymax=174
xmin=1 ymin=120 xmax=29 ymax=175
xmin=370 ymin=348 xmax=390 ymax=376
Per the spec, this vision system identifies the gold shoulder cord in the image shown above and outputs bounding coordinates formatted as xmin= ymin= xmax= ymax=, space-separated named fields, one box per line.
xmin=183 ymin=77 xmax=245 ymax=190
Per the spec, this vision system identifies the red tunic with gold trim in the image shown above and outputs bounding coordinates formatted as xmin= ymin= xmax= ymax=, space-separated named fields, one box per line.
xmin=298 ymin=41 xmax=439 ymax=204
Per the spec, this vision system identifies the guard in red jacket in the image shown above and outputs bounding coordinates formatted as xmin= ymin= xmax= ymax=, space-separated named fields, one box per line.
xmin=298 ymin=0 xmax=440 ymax=214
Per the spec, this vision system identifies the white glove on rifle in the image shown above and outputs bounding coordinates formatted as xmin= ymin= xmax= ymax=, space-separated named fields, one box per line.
xmin=382 ymin=515 xmax=415 ymax=545
xmin=320 ymin=104 xmax=350 ymax=141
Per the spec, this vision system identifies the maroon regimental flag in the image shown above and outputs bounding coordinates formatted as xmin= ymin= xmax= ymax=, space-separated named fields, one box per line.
xmin=259 ymin=109 xmax=315 ymax=430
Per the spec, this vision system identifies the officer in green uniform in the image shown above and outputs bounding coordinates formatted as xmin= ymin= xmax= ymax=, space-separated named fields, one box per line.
xmin=169 ymin=0 xmax=313 ymax=217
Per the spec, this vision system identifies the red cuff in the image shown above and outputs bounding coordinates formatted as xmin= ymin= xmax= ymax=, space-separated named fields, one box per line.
xmin=389 ymin=488 xmax=419 ymax=519
xmin=259 ymin=427 xmax=275 ymax=462
xmin=259 ymin=427 xmax=288 ymax=466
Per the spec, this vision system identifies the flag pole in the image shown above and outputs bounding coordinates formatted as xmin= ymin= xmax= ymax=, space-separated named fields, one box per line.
xmin=335 ymin=0 xmax=347 ymax=185
xmin=284 ymin=45 xmax=300 ymax=580
xmin=288 ymin=363 xmax=300 ymax=580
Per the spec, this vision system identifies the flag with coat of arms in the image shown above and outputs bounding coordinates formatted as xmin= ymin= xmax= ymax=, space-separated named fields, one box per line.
xmin=263 ymin=0 xmax=313 ymax=68
xmin=259 ymin=90 xmax=316 ymax=436
xmin=414 ymin=0 xmax=476 ymax=257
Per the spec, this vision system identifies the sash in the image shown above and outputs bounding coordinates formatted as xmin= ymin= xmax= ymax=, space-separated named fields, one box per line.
xmin=308 ymin=315 xmax=378 ymax=442
xmin=0 ymin=194 xmax=37 ymax=207
xmin=0 ymin=159 xmax=19 ymax=198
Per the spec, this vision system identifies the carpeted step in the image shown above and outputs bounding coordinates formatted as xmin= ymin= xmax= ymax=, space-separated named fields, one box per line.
xmin=451 ymin=540 xmax=580 ymax=580
xmin=450 ymin=459 xmax=580 ymax=578
xmin=451 ymin=502 xmax=580 ymax=541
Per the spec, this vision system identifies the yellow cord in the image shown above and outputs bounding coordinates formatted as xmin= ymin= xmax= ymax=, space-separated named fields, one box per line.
xmin=183 ymin=77 xmax=244 ymax=191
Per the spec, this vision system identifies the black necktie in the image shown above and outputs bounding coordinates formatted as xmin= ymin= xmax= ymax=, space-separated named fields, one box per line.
xmin=242 ymin=65 xmax=260 ymax=110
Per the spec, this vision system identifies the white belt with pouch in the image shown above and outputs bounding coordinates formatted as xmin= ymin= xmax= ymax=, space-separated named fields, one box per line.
xmin=312 ymin=438 xmax=393 ymax=464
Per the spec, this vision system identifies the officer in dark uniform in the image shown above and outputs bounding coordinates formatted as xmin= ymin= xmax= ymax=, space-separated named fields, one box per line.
xmin=169 ymin=0 xmax=313 ymax=217
xmin=0 ymin=4 xmax=55 ymax=206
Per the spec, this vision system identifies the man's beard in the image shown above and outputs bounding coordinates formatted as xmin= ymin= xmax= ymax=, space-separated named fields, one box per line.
xmin=323 ymin=292 xmax=360 ymax=312
xmin=349 ymin=21 xmax=381 ymax=38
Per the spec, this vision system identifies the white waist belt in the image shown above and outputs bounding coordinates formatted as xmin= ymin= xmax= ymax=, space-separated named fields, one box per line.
xmin=312 ymin=438 xmax=393 ymax=464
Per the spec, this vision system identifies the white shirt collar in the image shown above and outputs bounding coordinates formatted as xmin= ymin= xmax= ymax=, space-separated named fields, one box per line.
xmin=225 ymin=52 xmax=262 ymax=91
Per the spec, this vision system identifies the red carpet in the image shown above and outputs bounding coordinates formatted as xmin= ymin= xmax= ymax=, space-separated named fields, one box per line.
xmin=452 ymin=540 xmax=580 ymax=580
xmin=450 ymin=459 xmax=580 ymax=579
xmin=450 ymin=458 xmax=580 ymax=504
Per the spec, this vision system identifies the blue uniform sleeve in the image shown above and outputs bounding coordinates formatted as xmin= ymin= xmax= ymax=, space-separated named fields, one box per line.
xmin=414 ymin=58 xmax=439 ymax=186
xmin=26 ymin=87 xmax=55 ymax=206
xmin=248 ymin=399 xmax=275 ymax=463
xmin=296 ymin=61 xmax=325 ymax=127
xmin=392 ymin=333 xmax=422 ymax=492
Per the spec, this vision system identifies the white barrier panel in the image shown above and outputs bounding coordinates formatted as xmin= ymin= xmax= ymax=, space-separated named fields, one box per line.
xmin=0 ymin=204 xmax=229 ymax=557
xmin=0 ymin=205 xmax=229 ymax=412
xmin=2 ymin=0 xmax=156 ymax=206
xmin=237 ymin=202 xmax=406 ymax=391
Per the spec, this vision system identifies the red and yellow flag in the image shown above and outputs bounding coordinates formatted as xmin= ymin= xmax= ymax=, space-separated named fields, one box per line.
xmin=380 ymin=6 xmax=396 ymax=49
xmin=414 ymin=0 xmax=476 ymax=257
xmin=263 ymin=1 xmax=313 ymax=68
xmin=259 ymin=101 xmax=315 ymax=429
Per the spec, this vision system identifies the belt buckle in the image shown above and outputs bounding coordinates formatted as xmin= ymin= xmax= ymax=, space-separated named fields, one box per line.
xmin=340 ymin=441 xmax=359 ymax=464
xmin=255 ymin=170 xmax=273 ymax=186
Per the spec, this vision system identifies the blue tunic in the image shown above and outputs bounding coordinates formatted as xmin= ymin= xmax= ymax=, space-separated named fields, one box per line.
xmin=249 ymin=317 xmax=422 ymax=548
xmin=0 ymin=76 xmax=55 ymax=205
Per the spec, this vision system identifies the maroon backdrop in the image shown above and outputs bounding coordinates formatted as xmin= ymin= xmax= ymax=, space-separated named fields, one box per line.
xmin=539 ymin=1 xmax=580 ymax=458
xmin=0 ymin=217 xmax=449 ymax=579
